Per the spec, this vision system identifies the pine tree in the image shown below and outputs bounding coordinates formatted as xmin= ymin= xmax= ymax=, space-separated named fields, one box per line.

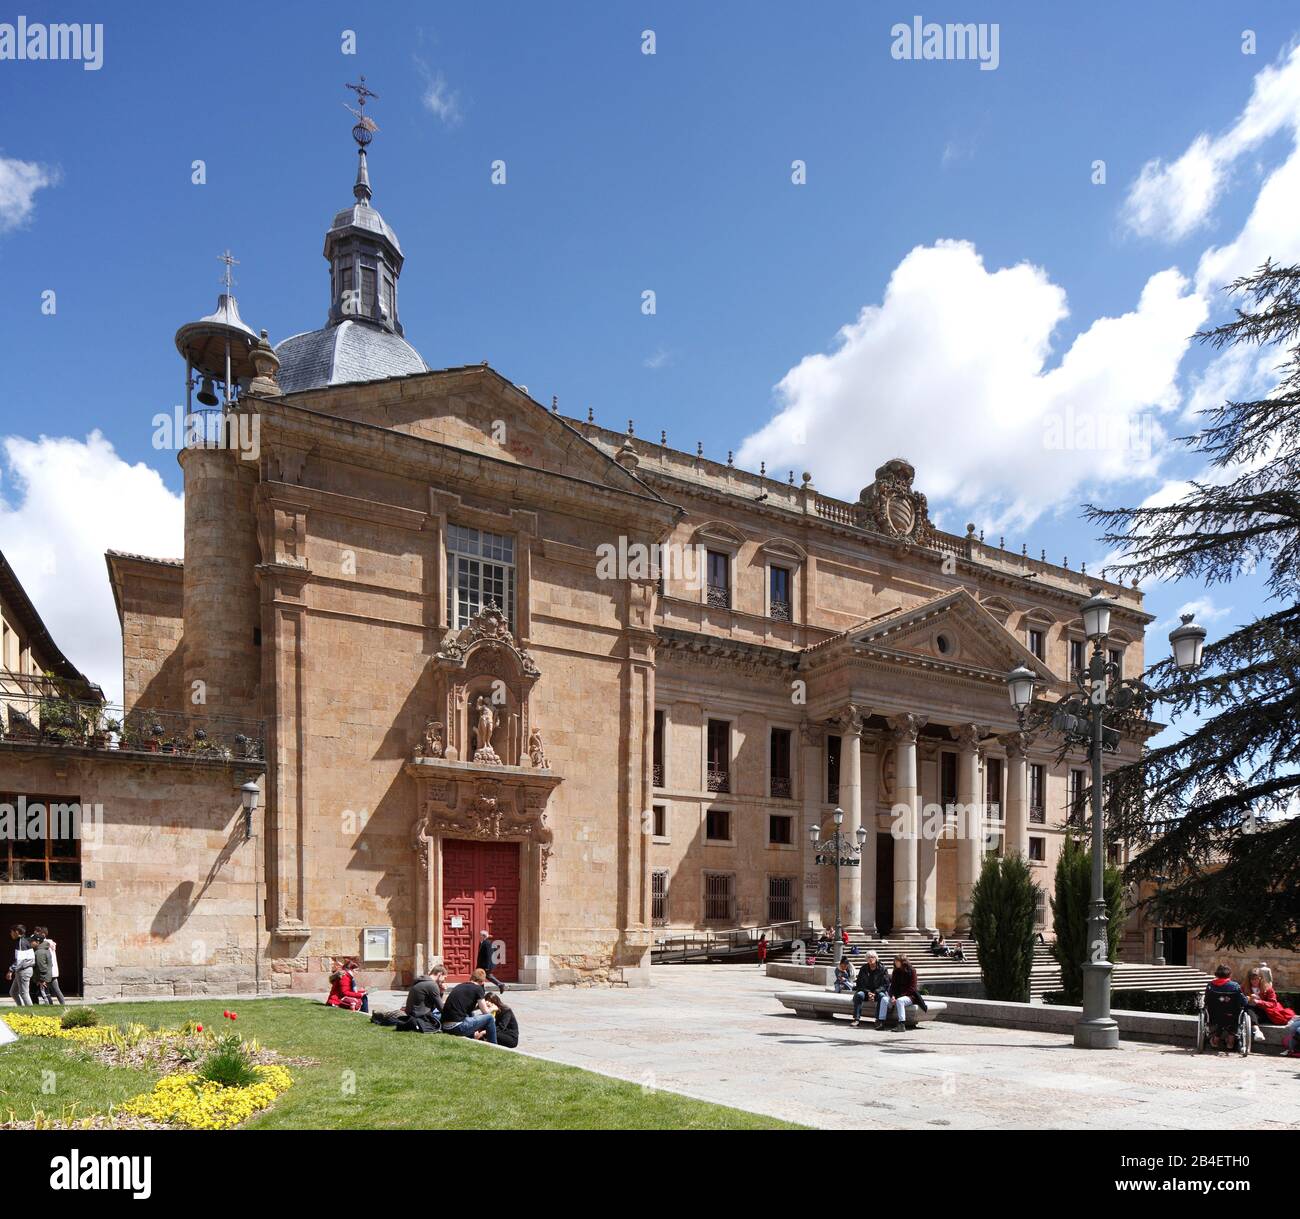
xmin=970 ymin=854 xmax=1039 ymax=1001
xmin=1050 ymin=836 xmax=1125 ymax=1004
xmin=1087 ymin=260 xmax=1300 ymax=952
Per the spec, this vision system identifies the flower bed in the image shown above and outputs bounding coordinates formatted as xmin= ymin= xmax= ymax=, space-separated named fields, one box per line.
xmin=118 ymin=1065 xmax=294 ymax=1130
xmin=1 ymin=1009 xmax=302 ymax=1130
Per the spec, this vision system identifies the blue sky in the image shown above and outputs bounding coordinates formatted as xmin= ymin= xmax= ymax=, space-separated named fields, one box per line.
xmin=1 ymin=1 xmax=1298 ymax=712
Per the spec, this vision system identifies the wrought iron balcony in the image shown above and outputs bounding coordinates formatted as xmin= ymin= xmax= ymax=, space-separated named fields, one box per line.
xmin=770 ymin=776 xmax=792 ymax=799
xmin=0 ymin=691 xmax=264 ymax=763
xmin=706 ymin=764 xmax=731 ymax=793
xmin=706 ymin=584 xmax=731 ymax=610
xmin=1029 ymin=804 xmax=1046 ymax=824
xmin=769 ymin=599 xmax=792 ymax=623
xmin=652 ymin=762 xmax=664 ymax=788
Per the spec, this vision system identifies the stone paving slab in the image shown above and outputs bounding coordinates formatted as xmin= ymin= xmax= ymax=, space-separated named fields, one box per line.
xmin=479 ymin=965 xmax=1300 ymax=1130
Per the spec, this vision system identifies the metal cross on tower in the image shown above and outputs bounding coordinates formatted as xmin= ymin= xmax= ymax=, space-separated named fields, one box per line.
xmin=344 ymin=76 xmax=380 ymax=147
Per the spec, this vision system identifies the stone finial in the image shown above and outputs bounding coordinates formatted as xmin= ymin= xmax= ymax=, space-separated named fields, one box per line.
xmin=616 ymin=438 xmax=640 ymax=470
xmin=727 ymin=450 xmax=734 ymax=467
xmin=248 ymin=329 xmax=282 ymax=397
xmin=627 ymin=419 xmax=634 ymax=436
xmin=697 ymin=441 xmax=703 ymax=457
xmin=551 ymin=395 xmax=558 ymax=413
xmin=661 ymin=430 xmax=667 ymax=445
xmin=760 ymin=460 xmax=766 ymax=478
xmin=789 ymin=470 xmax=795 ymax=485
xmin=965 ymin=523 xmax=976 ymax=538
xmin=587 ymin=407 xmax=594 ymax=423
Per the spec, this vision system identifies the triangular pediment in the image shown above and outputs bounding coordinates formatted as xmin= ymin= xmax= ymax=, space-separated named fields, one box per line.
xmin=292 ymin=364 xmax=667 ymax=503
xmin=843 ymin=589 xmax=1054 ymax=680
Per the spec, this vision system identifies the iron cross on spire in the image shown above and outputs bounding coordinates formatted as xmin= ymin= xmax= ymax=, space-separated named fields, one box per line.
xmin=344 ymin=75 xmax=380 ymax=147
xmin=218 ymin=249 xmax=239 ymax=293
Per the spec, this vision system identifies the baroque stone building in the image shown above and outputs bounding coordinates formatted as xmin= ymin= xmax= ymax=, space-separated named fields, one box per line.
xmin=0 ymin=124 xmax=1154 ymax=998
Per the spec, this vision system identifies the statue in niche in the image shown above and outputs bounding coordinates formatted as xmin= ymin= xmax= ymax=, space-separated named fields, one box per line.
xmin=528 ymin=726 xmax=549 ymax=769
xmin=473 ymin=695 xmax=501 ymax=764
xmin=418 ymin=720 xmax=445 ymax=758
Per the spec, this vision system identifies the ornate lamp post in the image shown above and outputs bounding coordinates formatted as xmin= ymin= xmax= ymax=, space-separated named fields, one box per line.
xmin=809 ymin=807 xmax=867 ymax=965
xmin=1006 ymin=596 xmax=1206 ymax=1050
xmin=1152 ymin=873 xmax=1169 ymax=967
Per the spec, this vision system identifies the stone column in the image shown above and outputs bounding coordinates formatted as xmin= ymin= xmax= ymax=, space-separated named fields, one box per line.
xmin=954 ymin=724 xmax=985 ymax=925
xmin=918 ymin=744 xmax=938 ymax=934
xmin=799 ymin=721 xmax=824 ymax=929
xmin=1005 ymin=732 xmax=1031 ymax=859
xmin=860 ymin=734 xmax=879 ymax=936
xmin=890 ymin=713 xmax=925 ymax=931
xmin=836 ymin=707 xmax=867 ymax=933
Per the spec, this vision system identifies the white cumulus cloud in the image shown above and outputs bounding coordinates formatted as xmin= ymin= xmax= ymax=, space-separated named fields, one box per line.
xmin=1123 ymin=42 xmax=1300 ymax=243
xmin=736 ymin=241 xmax=1206 ymax=532
xmin=0 ymin=433 xmax=183 ymax=704
xmin=0 ymin=155 xmax=59 ymax=234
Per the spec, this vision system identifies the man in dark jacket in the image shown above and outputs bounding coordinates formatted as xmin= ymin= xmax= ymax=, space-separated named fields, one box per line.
xmin=1205 ymin=965 xmax=1248 ymax=1051
xmin=849 ymin=951 xmax=890 ymax=1027
xmin=398 ymin=965 xmax=446 ymax=1033
xmin=476 ymin=930 xmax=507 ymax=993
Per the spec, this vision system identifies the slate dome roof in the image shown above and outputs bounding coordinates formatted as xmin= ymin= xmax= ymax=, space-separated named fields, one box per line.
xmin=275 ymin=321 xmax=427 ymax=394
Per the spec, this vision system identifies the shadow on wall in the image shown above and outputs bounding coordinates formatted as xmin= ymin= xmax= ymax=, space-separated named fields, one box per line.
xmin=150 ymin=814 xmax=245 ymax=938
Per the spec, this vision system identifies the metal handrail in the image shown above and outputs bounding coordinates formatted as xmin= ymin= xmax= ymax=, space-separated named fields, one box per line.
xmin=651 ymin=918 xmax=810 ymax=962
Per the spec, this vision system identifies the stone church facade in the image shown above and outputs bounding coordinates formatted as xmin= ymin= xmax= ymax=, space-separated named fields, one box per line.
xmin=0 ymin=125 xmax=1152 ymax=998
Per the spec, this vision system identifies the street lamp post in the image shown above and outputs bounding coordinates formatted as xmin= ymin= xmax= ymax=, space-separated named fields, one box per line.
xmin=1006 ymin=596 xmax=1206 ymax=1051
xmin=1152 ymin=873 xmax=1169 ymax=967
xmin=809 ymin=807 xmax=868 ymax=966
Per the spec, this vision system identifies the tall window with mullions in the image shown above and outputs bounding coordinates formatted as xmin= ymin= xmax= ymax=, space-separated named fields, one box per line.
xmin=446 ymin=525 xmax=516 ymax=630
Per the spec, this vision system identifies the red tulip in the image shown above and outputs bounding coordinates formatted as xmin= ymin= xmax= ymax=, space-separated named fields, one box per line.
xmin=195 ymin=1024 xmax=203 ymax=1033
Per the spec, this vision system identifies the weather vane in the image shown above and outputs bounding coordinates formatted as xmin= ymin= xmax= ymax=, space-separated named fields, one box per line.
xmin=344 ymin=76 xmax=380 ymax=147
xmin=218 ymin=249 xmax=239 ymax=293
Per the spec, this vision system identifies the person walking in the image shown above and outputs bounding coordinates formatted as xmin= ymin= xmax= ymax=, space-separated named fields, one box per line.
xmin=33 ymin=927 xmax=66 ymax=1004
xmin=756 ymin=934 xmax=768 ymax=968
xmin=31 ymin=933 xmax=56 ymax=1005
xmin=476 ymin=930 xmax=507 ymax=992
xmin=6 ymin=924 xmax=34 ymax=1006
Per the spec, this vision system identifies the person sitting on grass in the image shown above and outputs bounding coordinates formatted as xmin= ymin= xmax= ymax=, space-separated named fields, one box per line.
xmin=880 ymin=955 xmax=926 ymax=1032
xmin=833 ymin=958 xmax=854 ymax=993
xmin=484 ymin=991 xmax=519 ymax=1048
xmin=326 ymin=958 xmax=370 ymax=1013
xmin=849 ymin=951 xmax=890 ymax=1028
xmin=399 ymin=964 xmax=447 ymax=1033
xmin=440 ymin=968 xmax=498 ymax=1044
xmin=1204 ymin=964 xmax=1248 ymax=1052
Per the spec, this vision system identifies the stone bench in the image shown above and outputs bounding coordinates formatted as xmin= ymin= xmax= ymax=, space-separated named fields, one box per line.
xmin=776 ymin=990 xmax=946 ymax=1026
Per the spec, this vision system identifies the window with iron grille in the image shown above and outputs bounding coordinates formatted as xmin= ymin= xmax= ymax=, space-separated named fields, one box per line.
xmin=446 ymin=525 xmax=516 ymax=630
xmin=704 ymin=872 xmax=735 ymax=922
xmin=706 ymin=808 xmax=731 ymax=841
xmin=770 ymin=727 xmax=792 ymax=798
xmin=826 ymin=733 xmax=841 ymax=804
xmin=769 ymin=814 xmax=793 ymax=845
xmin=985 ymin=756 xmax=1004 ymax=821
xmin=768 ymin=875 xmax=795 ymax=923
xmin=1068 ymin=768 xmax=1087 ymax=825
xmin=706 ymin=550 xmax=730 ymax=609
xmin=1069 ymin=638 xmax=1086 ymax=680
xmin=1030 ymin=763 xmax=1046 ymax=823
xmin=651 ymin=869 xmax=669 ymax=925
xmin=0 ymin=793 xmax=82 ymax=883
xmin=769 ymin=565 xmax=792 ymax=622
xmin=1034 ymin=889 xmax=1047 ymax=926
xmin=652 ymin=709 xmax=665 ymax=788
xmin=706 ymin=719 xmax=730 ymax=792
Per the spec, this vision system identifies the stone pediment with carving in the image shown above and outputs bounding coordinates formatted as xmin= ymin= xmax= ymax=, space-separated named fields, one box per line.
xmin=845 ymin=589 xmax=1053 ymax=680
xmin=436 ymin=601 xmax=539 ymax=677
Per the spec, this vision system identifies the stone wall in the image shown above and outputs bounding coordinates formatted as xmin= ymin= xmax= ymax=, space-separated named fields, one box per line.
xmin=0 ymin=746 xmax=266 ymax=999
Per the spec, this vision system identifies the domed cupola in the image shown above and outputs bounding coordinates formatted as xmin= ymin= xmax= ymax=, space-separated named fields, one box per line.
xmin=276 ymin=77 xmax=428 ymax=394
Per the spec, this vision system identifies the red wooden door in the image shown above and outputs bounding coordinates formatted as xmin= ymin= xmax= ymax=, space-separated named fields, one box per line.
xmin=441 ymin=839 xmax=520 ymax=981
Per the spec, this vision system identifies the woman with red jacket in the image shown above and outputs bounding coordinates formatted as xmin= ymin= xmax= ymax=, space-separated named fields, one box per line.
xmin=1245 ymin=965 xmax=1295 ymax=1041
xmin=326 ymin=959 xmax=369 ymax=1012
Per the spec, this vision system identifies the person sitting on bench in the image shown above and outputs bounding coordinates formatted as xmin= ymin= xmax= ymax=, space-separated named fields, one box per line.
xmin=1245 ymin=965 xmax=1295 ymax=1044
xmin=849 ymin=951 xmax=890 ymax=1028
xmin=881 ymin=955 xmax=926 ymax=1031
xmin=833 ymin=958 xmax=854 ymax=993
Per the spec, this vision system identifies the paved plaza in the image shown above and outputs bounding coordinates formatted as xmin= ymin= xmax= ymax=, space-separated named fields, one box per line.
xmin=477 ymin=967 xmax=1300 ymax=1129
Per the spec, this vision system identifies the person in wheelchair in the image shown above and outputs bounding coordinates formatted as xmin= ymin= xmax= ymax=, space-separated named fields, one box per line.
xmin=1204 ymin=964 xmax=1249 ymax=1052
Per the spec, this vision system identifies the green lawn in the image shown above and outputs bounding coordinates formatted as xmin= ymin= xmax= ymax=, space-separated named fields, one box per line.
xmin=0 ymin=999 xmax=794 ymax=1130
